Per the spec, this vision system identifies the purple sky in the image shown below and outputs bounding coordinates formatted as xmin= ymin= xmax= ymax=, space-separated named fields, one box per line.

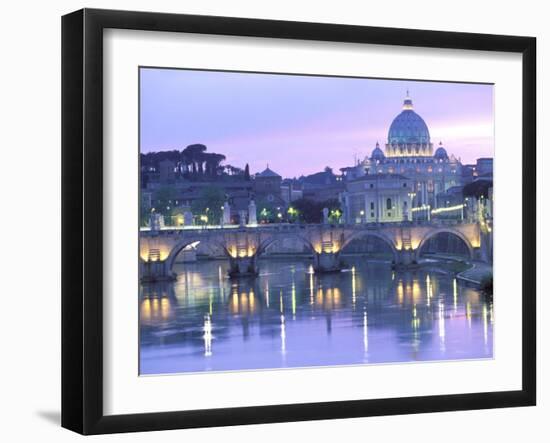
xmin=140 ymin=68 xmax=494 ymax=178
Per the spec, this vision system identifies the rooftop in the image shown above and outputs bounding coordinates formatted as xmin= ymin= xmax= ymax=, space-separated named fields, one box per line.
xmin=256 ymin=166 xmax=281 ymax=178
xmin=351 ymin=173 xmax=409 ymax=182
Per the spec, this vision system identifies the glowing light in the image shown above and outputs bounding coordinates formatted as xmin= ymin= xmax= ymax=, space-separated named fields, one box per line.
xmin=203 ymin=314 xmax=213 ymax=357
xmin=240 ymin=292 xmax=249 ymax=312
xmin=249 ymin=289 xmax=255 ymax=312
xmin=363 ymin=310 xmax=368 ymax=354
xmin=291 ymin=283 xmax=296 ymax=318
xmin=411 ymin=204 xmax=431 ymax=213
xmin=483 ymin=303 xmax=488 ymax=346
xmin=438 ymin=300 xmax=446 ymax=351
xmin=316 ymin=287 xmax=324 ymax=306
xmin=397 ymin=281 xmax=404 ymax=304
xmin=412 ymin=279 xmax=422 ymax=304
xmin=161 ymin=297 xmax=171 ymax=320
xmin=231 ymin=290 xmax=239 ymax=314
xmin=218 ymin=266 xmax=225 ymax=300
xmin=453 ymin=278 xmax=458 ymax=313
xmin=309 ymin=272 xmax=314 ymax=305
xmin=431 ymin=204 xmax=465 ymax=215
xmin=280 ymin=314 xmax=286 ymax=355
xmin=141 ymin=298 xmax=151 ymax=323
xmin=412 ymin=304 xmax=420 ymax=330
xmin=333 ymin=287 xmax=341 ymax=306
xmin=352 ymin=266 xmax=357 ymax=308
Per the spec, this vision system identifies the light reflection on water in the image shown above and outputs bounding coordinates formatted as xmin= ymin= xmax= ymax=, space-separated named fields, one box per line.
xmin=139 ymin=258 xmax=493 ymax=375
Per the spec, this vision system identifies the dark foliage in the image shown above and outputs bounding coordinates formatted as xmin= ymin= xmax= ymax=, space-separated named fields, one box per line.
xmin=140 ymin=144 xmax=227 ymax=179
xmin=462 ymin=180 xmax=492 ymax=199
xmin=292 ymin=198 xmax=341 ymax=223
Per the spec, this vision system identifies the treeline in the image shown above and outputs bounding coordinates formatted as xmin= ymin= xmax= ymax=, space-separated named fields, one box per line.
xmin=141 ymin=143 xmax=250 ymax=179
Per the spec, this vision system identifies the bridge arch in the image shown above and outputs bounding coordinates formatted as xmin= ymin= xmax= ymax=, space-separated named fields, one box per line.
xmin=415 ymin=228 xmax=474 ymax=261
xmin=164 ymin=237 xmax=227 ymax=273
xmin=257 ymin=232 xmax=316 ymax=257
xmin=340 ymin=230 xmax=399 ymax=262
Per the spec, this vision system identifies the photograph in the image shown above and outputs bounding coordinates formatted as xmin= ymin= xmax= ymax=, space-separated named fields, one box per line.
xmin=138 ymin=68 xmax=495 ymax=375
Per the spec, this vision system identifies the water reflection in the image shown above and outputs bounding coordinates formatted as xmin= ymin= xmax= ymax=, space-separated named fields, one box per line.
xmin=140 ymin=258 xmax=493 ymax=374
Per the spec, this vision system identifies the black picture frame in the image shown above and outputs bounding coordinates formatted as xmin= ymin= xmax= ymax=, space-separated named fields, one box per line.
xmin=61 ymin=8 xmax=536 ymax=435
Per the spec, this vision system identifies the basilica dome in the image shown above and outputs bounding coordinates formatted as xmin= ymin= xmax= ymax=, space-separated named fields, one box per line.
xmin=387 ymin=94 xmax=430 ymax=145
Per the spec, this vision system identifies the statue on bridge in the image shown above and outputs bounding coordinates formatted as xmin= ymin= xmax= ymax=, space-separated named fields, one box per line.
xmin=248 ymin=200 xmax=257 ymax=226
xmin=222 ymin=201 xmax=231 ymax=225
xmin=322 ymin=207 xmax=329 ymax=225
xmin=183 ymin=210 xmax=193 ymax=226
xmin=149 ymin=213 xmax=165 ymax=232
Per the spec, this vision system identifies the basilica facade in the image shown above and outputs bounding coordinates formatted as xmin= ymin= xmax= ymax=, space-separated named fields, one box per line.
xmin=341 ymin=93 xmax=463 ymax=223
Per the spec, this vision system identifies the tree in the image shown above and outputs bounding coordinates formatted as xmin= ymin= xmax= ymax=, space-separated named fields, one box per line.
xmin=292 ymin=199 xmax=321 ymax=223
xmin=244 ymin=163 xmax=251 ymax=181
xmin=152 ymin=186 xmax=179 ymax=224
xmin=292 ymin=198 xmax=341 ymax=223
xmin=183 ymin=144 xmax=207 ymax=175
xmin=139 ymin=196 xmax=151 ymax=227
xmin=204 ymin=153 xmax=226 ymax=176
xmin=255 ymin=197 xmax=277 ymax=223
xmin=463 ymin=180 xmax=492 ymax=199
xmin=191 ymin=186 xmax=225 ymax=225
xmin=328 ymin=208 xmax=342 ymax=224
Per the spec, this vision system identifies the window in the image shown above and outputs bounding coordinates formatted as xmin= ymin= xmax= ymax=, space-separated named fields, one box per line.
xmin=370 ymin=202 xmax=374 ymax=210
xmin=386 ymin=198 xmax=392 ymax=210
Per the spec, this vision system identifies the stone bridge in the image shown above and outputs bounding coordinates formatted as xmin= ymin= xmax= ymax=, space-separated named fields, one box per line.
xmin=139 ymin=221 xmax=490 ymax=282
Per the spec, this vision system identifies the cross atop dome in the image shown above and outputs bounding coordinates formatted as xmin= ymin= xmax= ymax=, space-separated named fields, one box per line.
xmin=403 ymin=89 xmax=414 ymax=110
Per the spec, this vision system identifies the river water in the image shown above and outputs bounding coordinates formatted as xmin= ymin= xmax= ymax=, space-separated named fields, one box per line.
xmin=139 ymin=258 xmax=493 ymax=375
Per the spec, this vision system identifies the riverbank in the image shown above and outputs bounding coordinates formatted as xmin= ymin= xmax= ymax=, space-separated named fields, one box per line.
xmin=456 ymin=261 xmax=493 ymax=285
xmin=421 ymin=253 xmax=492 ymax=287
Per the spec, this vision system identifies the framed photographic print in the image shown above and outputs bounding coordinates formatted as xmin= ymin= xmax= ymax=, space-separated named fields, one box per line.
xmin=61 ymin=8 xmax=536 ymax=435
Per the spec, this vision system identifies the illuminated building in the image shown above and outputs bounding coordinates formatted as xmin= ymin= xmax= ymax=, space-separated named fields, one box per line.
xmin=341 ymin=92 xmax=465 ymax=223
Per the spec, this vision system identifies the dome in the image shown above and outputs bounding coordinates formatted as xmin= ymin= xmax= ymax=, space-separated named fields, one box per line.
xmin=387 ymin=94 xmax=430 ymax=145
xmin=434 ymin=147 xmax=448 ymax=159
xmin=371 ymin=142 xmax=385 ymax=161
xmin=434 ymin=142 xmax=449 ymax=160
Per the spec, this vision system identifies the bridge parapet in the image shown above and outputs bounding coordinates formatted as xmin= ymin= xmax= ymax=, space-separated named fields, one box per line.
xmin=138 ymin=221 xmax=487 ymax=282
